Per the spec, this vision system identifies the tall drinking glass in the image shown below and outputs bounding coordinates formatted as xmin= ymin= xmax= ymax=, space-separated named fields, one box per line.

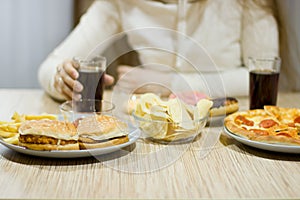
xmin=249 ymin=57 xmax=281 ymax=110
xmin=73 ymin=56 xmax=106 ymax=100
xmin=73 ymin=56 xmax=106 ymax=111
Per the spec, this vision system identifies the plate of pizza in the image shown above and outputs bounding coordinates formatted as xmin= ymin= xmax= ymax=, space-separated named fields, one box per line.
xmin=224 ymin=106 xmax=300 ymax=153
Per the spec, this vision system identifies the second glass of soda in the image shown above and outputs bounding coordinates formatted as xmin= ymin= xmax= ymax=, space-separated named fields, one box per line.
xmin=248 ymin=57 xmax=281 ymax=110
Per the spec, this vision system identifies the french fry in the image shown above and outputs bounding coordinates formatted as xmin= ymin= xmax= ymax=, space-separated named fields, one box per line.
xmin=0 ymin=121 xmax=15 ymax=125
xmin=0 ymin=130 xmax=18 ymax=138
xmin=3 ymin=134 xmax=19 ymax=145
xmin=12 ymin=111 xmax=58 ymax=121
xmin=0 ymin=123 xmax=20 ymax=132
xmin=11 ymin=112 xmax=26 ymax=122
xmin=24 ymin=114 xmax=57 ymax=121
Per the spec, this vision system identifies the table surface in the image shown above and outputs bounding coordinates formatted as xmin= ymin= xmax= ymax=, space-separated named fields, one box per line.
xmin=0 ymin=89 xmax=300 ymax=199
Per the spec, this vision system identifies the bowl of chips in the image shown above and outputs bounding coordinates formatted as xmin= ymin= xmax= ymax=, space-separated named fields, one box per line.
xmin=131 ymin=93 xmax=213 ymax=143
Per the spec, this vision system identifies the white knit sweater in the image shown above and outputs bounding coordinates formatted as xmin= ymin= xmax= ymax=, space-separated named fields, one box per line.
xmin=38 ymin=0 xmax=279 ymax=100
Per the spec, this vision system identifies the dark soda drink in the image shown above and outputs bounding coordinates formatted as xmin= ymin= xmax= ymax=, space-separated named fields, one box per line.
xmin=249 ymin=69 xmax=279 ymax=109
xmin=73 ymin=56 xmax=106 ymax=112
xmin=78 ymin=69 xmax=105 ymax=100
xmin=77 ymin=69 xmax=105 ymax=112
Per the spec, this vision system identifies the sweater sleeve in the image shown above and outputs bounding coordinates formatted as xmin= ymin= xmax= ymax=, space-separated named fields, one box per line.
xmin=38 ymin=0 xmax=121 ymax=100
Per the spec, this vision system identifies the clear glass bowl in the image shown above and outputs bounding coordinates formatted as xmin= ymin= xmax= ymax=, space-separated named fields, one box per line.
xmin=132 ymin=111 xmax=208 ymax=143
xmin=59 ymin=99 xmax=115 ymax=122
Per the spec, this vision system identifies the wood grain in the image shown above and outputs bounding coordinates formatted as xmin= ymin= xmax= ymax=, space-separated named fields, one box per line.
xmin=0 ymin=89 xmax=300 ymax=199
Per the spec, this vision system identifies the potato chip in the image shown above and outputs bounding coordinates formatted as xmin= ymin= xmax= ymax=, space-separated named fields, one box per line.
xmin=166 ymin=98 xmax=182 ymax=123
xmin=167 ymin=98 xmax=194 ymax=130
xmin=139 ymin=114 xmax=168 ymax=138
xmin=150 ymin=105 xmax=169 ymax=119
xmin=195 ymin=99 xmax=213 ymax=119
xmin=138 ymin=93 xmax=160 ymax=114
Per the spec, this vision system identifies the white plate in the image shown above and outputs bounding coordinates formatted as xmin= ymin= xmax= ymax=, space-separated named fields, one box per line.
xmin=223 ymin=127 xmax=300 ymax=154
xmin=0 ymin=126 xmax=140 ymax=158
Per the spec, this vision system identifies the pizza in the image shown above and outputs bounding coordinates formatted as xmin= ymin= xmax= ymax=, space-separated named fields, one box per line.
xmin=224 ymin=106 xmax=300 ymax=146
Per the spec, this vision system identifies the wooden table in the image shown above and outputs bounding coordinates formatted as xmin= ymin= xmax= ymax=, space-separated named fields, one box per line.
xmin=0 ymin=89 xmax=300 ymax=199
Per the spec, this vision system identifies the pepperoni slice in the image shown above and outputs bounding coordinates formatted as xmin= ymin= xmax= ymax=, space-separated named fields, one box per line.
xmin=294 ymin=116 xmax=300 ymax=123
xmin=250 ymin=129 xmax=269 ymax=136
xmin=276 ymin=132 xmax=292 ymax=137
xmin=288 ymin=123 xmax=295 ymax=127
xmin=259 ymin=119 xmax=278 ymax=128
xmin=235 ymin=115 xmax=254 ymax=126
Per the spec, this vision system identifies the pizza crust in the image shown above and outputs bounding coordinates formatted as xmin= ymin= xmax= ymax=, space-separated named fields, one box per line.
xmin=253 ymin=135 xmax=300 ymax=146
xmin=224 ymin=120 xmax=257 ymax=139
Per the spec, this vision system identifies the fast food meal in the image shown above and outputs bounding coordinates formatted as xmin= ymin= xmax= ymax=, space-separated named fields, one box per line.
xmin=77 ymin=115 xmax=129 ymax=149
xmin=224 ymin=106 xmax=300 ymax=146
xmin=0 ymin=112 xmax=58 ymax=145
xmin=18 ymin=120 xmax=79 ymax=150
xmin=132 ymin=93 xmax=213 ymax=141
xmin=0 ymin=111 xmax=130 ymax=151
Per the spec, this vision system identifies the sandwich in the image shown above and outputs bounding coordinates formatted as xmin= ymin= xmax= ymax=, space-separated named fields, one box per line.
xmin=77 ymin=115 xmax=129 ymax=149
xmin=18 ymin=120 xmax=79 ymax=150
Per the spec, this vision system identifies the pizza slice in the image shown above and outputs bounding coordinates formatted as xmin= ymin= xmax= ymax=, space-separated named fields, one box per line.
xmin=224 ymin=108 xmax=300 ymax=146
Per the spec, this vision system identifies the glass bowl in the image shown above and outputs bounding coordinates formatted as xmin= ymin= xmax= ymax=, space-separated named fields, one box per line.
xmin=132 ymin=111 xmax=208 ymax=143
xmin=59 ymin=99 xmax=115 ymax=122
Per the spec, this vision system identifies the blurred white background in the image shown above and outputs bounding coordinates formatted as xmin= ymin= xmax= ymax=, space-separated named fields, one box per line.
xmin=0 ymin=0 xmax=73 ymax=88
xmin=276 ymin=0 xmax=300 ymax=91
xmin=0 ymin=0 xmax=299 ymax=91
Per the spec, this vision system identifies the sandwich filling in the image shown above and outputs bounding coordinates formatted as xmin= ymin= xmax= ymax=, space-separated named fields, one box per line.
xmin=19 ymin=120 xmax=78 ymax=149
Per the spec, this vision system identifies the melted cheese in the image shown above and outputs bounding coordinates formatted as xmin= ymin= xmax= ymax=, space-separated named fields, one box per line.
xmin=77 ymin=115 xmax=128 ymax=140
